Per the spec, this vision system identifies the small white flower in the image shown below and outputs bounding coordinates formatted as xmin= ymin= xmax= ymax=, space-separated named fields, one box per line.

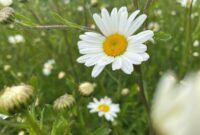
xmin=193 ymin=40 xmax=199 ymax=47
xmin=151 ymin=72 xmax=200 ymax=135
xmin=42 ymin=59 xmax=55 ymax=76
xmin=8 ymin=34 xmax=25 ymax=44
xmin=88 ymin=97 xmax=120 ymax=121
xmin=178 ymin=0 xmax=197 ymax=7
xmin=0 ymin=113 xmax=9 ymax=120
xmin=0 ymin=0 xmax=13 ymax=7
xmin=77 ymin=7 xmax=154 ymax=77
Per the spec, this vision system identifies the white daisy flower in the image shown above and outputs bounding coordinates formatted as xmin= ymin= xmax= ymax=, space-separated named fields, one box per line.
xmin=151 ymin=72 xmax=200 ymax=135
xmin=87 ymin=97 xmax=120 ymax=121
xmin=0 ymin=113 xmax=9 ymax=120
xmin=77 ymin=7 xmax=154 ymax=77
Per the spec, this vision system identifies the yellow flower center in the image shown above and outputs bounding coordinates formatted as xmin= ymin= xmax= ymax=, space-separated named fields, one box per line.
xmin=103 ymin=33 xmax=128 ymax=56
xmin=98 ymin=104 xmax=110 ymax=112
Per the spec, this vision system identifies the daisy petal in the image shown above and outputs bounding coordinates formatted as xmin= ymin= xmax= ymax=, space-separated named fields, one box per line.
xmin=91 ymin=65 xmax=105 ymax=78
xmin=124 ymin=10 xmax=140 ymax=36
xmin=93 ymin=14 xmax=110 ymax=36
xmin=111 ymin=8 xmax=118 ymax=33
xmin=121 ymin=56 xmax=134 ymax=74
xmin=128 ymin=30 xmax=154 ymax=44
xmin=101 ymin=8 xmax=113 ymax=35
xmin=127 ymin=14 xmax=147 ymax=36
xmin=97 ymin=55 xmax=114 ymax=66
xmin=128 ymin=44 xmax=147 ymax=53
xmin=140 ymin=53 xmax=150 ymax=61
xmin=124 ymin=52 xmax=143 ymax=65
xmin=112 ymin=57 xmax=122 ymax=70
xmin=85 ymin=53 xmax=105 ymax=67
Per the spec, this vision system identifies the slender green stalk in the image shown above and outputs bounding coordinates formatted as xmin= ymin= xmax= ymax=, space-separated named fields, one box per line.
xmin=25 ymin=111 xmax=48 ymax=135
xmin=133 ymin=0 xmax=139 ymax=9
xmin=136 ymin=66 xmax=155 ymax=135
xmin=144 ymin=0 xmax=153 ymax=13
xmin=0 ymin=119 xmax=26 ymax=129
xmin=135 ymin=0 xmax=155 ymax=134
xmin=137 ymin=66 xmax=150 ymax=113
xmin=181 ymin=0 xmax=193 ymax=76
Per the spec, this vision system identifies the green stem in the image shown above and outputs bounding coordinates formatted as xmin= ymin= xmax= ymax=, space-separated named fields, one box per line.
xmin=133 ymin=0 xmax=139 ymax=9
xmin=181 ymin=0 xmax=193 ymax=76
xmin=144 ymin=0 xmax=153 ymax=13
xmin=0 ymin=119 xmax=26 ymax=129
xmin=136 ymin=66 xmax=154 ymax=135
xmin=25 ymin=111 xmax=48 ymax=135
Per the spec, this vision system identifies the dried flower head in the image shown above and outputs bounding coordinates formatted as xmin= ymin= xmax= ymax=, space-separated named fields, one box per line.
xmin=0 ymin=7 xmax=14 ymax=24
xmin=53 ymin=94 xmax=75 ymax=110
xmin=0 ymin=84 xmax=34 ymax=113
xmin=78 ymin=82 xmax=96 ymax=96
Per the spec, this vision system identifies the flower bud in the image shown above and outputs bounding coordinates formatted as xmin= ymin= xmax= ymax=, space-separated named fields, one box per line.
xmin=78 ymin=82 xmax=96 ymax=96
xmin=53 ymin=94 xmax=75 ymax=110
xmin=0 ymin=84 xmax=34 ymax=113
xmin=121 ymin=88 xmax=129 ymax=96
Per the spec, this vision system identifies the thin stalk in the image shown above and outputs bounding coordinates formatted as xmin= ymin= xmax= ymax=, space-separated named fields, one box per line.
xmin=25 ymin=111 xmax=48 ymax=135
xmin=133 ymin=0 xmax=139 ymax=9
xmin=136 ymin=0 xmax=155 ymax=134
xmin=181 ymin=0 xmax=193 ymax=76
xmin=136 ymin=66 xmax=154 ymax=135
xmin=137 ymin=66 xmax=150 ymax=113
xmin=0 ymin=119 xmax=26 ymax=129
xmin=144 ymin=0 xmax=153 ymax=13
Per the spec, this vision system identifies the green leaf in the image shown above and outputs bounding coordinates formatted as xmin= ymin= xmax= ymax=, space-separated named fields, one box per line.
xmin=51 ymin=117 xmax=72 ymax=135
xmin=93 ymin=127 xmax=112 ymax=135
xmin=29 ymin=76 xmax=39 ymax=90
xmin=154 ymin=32 xmax=172 ymax=41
